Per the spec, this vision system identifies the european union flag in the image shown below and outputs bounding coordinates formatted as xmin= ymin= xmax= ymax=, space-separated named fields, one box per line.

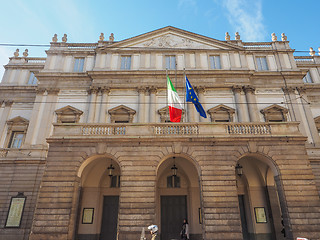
xmin=185 ymin=76 xmax=207 ymax=118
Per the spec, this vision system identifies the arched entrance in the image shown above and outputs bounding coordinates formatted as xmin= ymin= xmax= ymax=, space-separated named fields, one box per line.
xmin=77 ymin=156 xmax=121 ymax=240
xmin=236 ymin=154 xmax=289 ymax=240
xmin=156 ymin=155 xmax=202 ymax=240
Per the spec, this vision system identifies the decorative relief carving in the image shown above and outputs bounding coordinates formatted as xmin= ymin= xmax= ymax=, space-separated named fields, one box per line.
xmin=142 ymin=34 xmax=204 ymax=49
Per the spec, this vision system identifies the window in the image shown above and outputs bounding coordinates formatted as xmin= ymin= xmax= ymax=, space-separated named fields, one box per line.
xmin=167 ymin=175 xmax=180 ymax=188
xmin=303 ymin=71 xmax=313 ymax=83
xmin=110 ymin=175 xmax=120 ymax=188
xmin=260 ymin=104 xmax=288 ymax=122
xmin=9 ymin=132 xmax=25 ymax=148
xmin=73 ymin=58 xmax=85 ymax=72
xmin=5 ymin=116 xmax=29 ymax=149
xmin=256 ymin=57 xmax=268 ymax=71
xmin=209 ymin=56 xmax=221 ymax=69
xmin=27 ymin=72 xmax=37 ymax=85
xmin=207 ymin=105 xmax=235 ymax=122
xmin=120 ymin=56 xmax=131 ymax=70
xmin=108 ymin=105 xmax=136 ymax=123
xmin=166 ymin=56 xmax=176 ymax=70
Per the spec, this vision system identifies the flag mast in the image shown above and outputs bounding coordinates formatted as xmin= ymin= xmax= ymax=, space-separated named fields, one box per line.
xmin=183 ymin=68 xmax=187 ymax=123
xmin=166 ymin=68 xmax=168 ymax=123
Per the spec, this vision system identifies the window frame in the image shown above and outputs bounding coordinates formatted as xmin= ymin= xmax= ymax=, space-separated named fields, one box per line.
xmin=165 ymin=55 xmax=176 ymax=70
xmin=5 ymin=116 xmax=29 ymax=149
xmin=73 ymin=57 xmax=85 ymax=72
xmin=120 ymin=56 xmax=132 ymax=70
xmin=256 ymin=56 xmax=269 ymax=71
xmin=27 ymin=72 xmax=38 ymax=85
xmin=303 ymin=71 xmax=313 ymax=83
xmin=209 ymin=55 xmax=222 ymax=69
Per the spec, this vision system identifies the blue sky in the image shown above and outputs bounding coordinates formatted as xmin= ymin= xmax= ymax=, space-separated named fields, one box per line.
xmin=0 ymin=0 xmax=319 ymax=78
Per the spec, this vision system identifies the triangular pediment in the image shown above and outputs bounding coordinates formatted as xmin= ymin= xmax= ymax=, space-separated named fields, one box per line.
xmin=315 ymin=116 xmax=320 ymax=123
xmin=208 ymin=104 xmax=235 ymax=113
xmin=55 ymin=105 xmax=83 ymax=115
xmin=103 ymin=26 xmax=243 ymax=51
xmin=6 ymin=116 xmax=29 ymax=125
xmin=108 ymin=105 xmax=136 ymax=115
xmin=260 ymin=104 xmax=288 ymax=114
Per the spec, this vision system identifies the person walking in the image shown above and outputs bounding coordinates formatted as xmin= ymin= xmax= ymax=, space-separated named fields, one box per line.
xmin=148 ymin=225 xmax=158 ymax=240
xmin=180 ymin=219 xmax=189 ymax=240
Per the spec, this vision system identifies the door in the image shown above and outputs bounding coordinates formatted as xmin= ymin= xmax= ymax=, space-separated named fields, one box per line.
xmin=161 ymin=195 xmax=187 ymax=240
xmin=238 ymin=195 xmax=249 ymax=240
xmin=100 ymin=196 xmax=119 ymax=240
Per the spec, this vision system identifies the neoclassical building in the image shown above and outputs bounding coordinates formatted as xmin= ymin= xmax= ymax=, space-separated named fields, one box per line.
xmin=0 ymin=26 xmax=320 ymax=240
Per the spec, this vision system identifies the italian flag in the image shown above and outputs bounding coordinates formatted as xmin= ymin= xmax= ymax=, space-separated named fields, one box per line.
xmin=167 ymin=76 xmax=183 ymax=122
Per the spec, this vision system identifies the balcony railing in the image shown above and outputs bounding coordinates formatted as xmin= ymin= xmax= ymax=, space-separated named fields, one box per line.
xmin=52 ymin=122 xmax=301 ymax=139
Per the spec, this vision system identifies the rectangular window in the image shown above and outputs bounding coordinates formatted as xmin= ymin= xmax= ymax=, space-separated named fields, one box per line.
xmin=303 ymin=71 xmax=313 ymax=83
xmin=256 ymin=57 xmax=268 ymax=71
xmin=73 ymin=58 xmax=85 ymax=72
xmin=27 ymin=72 xmax=37 ymax=85
xmin=166 ymin=56 xmax=176 ymax=70
xmin=209 ymin=56 xmax=221 ymax=69
xmin=9 ymin=132 xmax=25 ymax=148
xmin=110 ymin=175 xmax=120 ymax=188
xmin=120 ymin=56 xmax=131 ymax=70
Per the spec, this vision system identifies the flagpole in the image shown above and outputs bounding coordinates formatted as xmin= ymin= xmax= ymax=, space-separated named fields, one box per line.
xmin=183 ymin=68 xmax=187 ymax=123
xmin=166 ymin=68 xmax=168 ymax=123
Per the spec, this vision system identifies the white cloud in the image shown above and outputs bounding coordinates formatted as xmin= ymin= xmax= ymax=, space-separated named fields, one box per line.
xmin=222 ymin=0 xmax=267 ymax=41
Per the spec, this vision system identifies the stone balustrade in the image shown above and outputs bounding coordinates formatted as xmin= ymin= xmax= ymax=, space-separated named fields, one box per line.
xmin=51 ymin=122 xmax=302 ymax=139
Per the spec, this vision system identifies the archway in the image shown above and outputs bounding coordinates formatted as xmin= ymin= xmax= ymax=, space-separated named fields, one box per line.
xmin=156 ymin=155 xmax=202 ymax=240
xmin=77 ymin=156 xmax=121 ymax=240
xmin=236 ymin=154 xmax=288 ymax=240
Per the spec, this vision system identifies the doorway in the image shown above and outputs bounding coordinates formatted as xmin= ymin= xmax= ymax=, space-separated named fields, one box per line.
xmin=161 ymin=195 xmax=187 ymax=240
xmin=100 ymin=196 xmax=119 ymax=240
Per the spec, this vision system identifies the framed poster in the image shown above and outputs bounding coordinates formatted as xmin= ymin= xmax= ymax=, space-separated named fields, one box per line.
xmin=82 ymin=208 xmax=94 ymax=224
xmin=5 ymin=193 xmax=26 ymax=228
xmin=254 ymin=207 xmax=267 ymax=223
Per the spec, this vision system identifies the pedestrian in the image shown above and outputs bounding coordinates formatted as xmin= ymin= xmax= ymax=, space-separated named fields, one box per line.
xmin=148 ymin=225 xmax=158 ymax=240
xmin=180 ymin=219 xmax=189 ymax=240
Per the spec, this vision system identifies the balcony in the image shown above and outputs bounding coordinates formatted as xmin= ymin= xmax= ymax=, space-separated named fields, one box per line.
xmin=50 ymin=122 xmax=303 ymax=140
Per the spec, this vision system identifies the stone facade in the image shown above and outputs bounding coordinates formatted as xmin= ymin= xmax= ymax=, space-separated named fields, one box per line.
xmin=0 ymin=27 xmax=320 ymax=240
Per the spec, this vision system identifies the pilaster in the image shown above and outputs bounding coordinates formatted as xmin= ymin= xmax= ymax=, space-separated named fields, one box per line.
xmin=243 ymin=85 xmax=259 ymax=122
xmin=138 ymin=87 xmax=146 ymax=123
xmin=149 ymin=87 xmax=157 ymax=123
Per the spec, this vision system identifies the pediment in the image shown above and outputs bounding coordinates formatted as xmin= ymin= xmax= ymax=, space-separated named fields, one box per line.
xmin=260 ymin=104 xmax=288 ymax=114
xmin=108 ymin=105 xmax=136 ymax=115
xmin=103 ymin=26 xmax=242 ymax=51
xmin=208 ymin=104 xmax=235 ymax=113
xmin=55 ymin=105 xmax=83 ymax=115
xmin=6 ymin=116 xmax=29 ymax=125
xmin=315 ymin=116 xmax=320 ymax=123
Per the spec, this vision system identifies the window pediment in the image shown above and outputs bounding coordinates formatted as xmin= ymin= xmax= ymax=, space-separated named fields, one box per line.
xmin=158 ymin=106 xmax=185 ymax=122
xmin=261 ymin=104 xmax=288 ymax=122
xmin=108 ymin=105 xmax=136 ymax=123
xmin=207 ymin=104 xmax=235 ymax=122
xmin=55 ymin=105 xmax=83 ymax=123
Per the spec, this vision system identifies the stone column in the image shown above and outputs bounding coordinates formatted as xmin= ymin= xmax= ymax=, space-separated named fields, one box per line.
xmin=24 ymin=89 xmax=45 ymax=146
xmin=297 ymin=87 xmax=320 ymax=145
xmin=0 ymin=100 xmax=13 ymax=142
xmin=36 ymin=88 xmax=59 ymax=145
xmin=99 ymin=87 xmax=110 ymax=123
xmin=282 ymin=87 xmax=307 ymax=136
xmin=243 ymin=85 xmax=259 ymax=122
xmin=149 ymin=87 xmax=157 ymax=123
xmin=138 ymin=87 xmax=146 ymax=123
xmin=197 ymin=87 xmax=208 ymax=122
xmin=94 ymin=89 xmax=102 ymax=123
xmin=232 ymin=86 xmax=246 ymax=122
xmin=87 ymin=88 xmax=98 ymax=123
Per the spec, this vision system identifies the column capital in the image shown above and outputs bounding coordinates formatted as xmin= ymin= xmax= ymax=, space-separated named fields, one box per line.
xmin=88 ymin=87 xmax=99 ymax=94
xmin=296 ymin=86 xmax=307 ymax=94
xmin=4 ymin=100 xmax=13 ymax=107
xmin=137 ymin=87 xmax=147 ymax=93
xmin=243 ymin=85 xmax=255 ymax=94
xmin=232 ymin=85 xmax=243 ymax=93
xmin=36 ymin=87 xmax=46 ymax=94
xmin=282 ymin=86 xmax=296 ymax=94
xmin=46 ymin=88 xmax=60 ymax=95
xmin=195 ymin=86 xmax=206 ymax=94
xmin=101 ymin=87 xmax=111 ymax=94
xmin=148 ymin=86 xmax=158 ymax=95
